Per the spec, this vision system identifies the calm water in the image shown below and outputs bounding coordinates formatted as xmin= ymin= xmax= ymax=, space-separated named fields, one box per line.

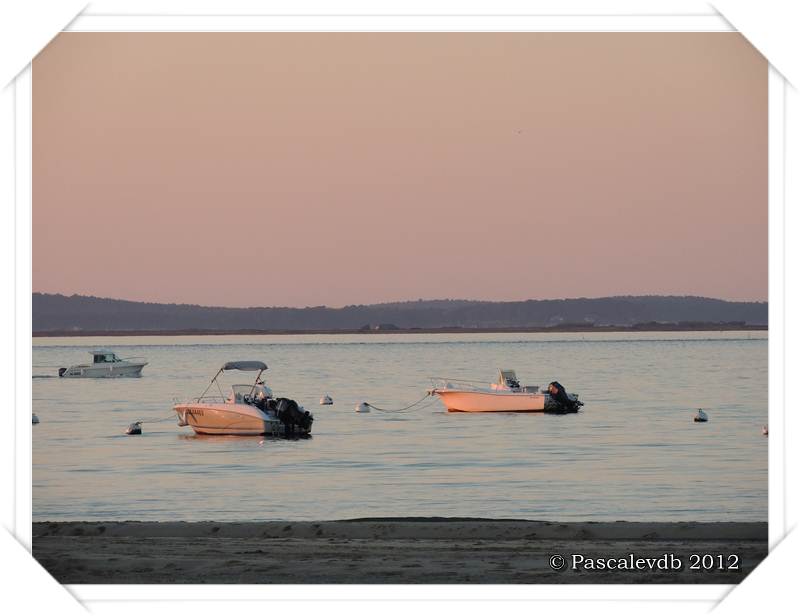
xmin=32 ymin=332 xmax=767 ymax=522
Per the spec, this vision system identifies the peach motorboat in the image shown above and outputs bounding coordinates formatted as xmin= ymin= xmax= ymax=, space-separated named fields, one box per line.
xmin=429 ymin=370 xmax=582 ymax=413
xmin=174 ymin=361 xmax=313 ymax=436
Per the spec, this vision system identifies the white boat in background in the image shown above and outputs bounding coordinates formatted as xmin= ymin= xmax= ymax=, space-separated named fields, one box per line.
xmin=430 ymin=370 xmax=583 ymax=414
xmin=174 ymin=361 xmax=313 ymax=436
xmin=59 ymin=350 xmax=148 ymax=378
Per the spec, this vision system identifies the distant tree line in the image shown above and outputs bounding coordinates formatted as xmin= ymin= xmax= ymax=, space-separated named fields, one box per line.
xmin=32 ymin=293 xmax=768 ymax=333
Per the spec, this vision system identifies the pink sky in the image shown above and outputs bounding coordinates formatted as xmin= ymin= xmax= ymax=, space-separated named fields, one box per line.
xmin=33 ymin=33 xmax=766 ymax=308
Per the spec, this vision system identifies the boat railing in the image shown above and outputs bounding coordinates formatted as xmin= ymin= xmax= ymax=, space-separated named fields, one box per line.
xmin=190 ymin=395 xmax=228 ymax=404
xmin=429 ymin=376 xmax=543 ymax=394
xmin=117 ymin=356 xmax=147 ymax=363
xmin=428 ymin=377 xmax=494 ymax=392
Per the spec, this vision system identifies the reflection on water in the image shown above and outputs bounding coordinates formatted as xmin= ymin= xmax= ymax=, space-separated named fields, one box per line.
xmin=33 ymin=332 xmax=767 ymax=522
xmin=175 ymin=433 xmax=313 ymax=444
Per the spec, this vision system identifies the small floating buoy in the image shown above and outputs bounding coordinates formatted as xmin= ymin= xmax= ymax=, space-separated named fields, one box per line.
xmin=320 ymin=394 xmax=333 ymax=405
xmin=762 ymin=425 xmax=768 ymax=436
xmin=32 ymin=413 xmax=39 ymax=425
xmin=355 ymin=402 xmax=371 ymax=413
xmin=125 ymin=421 xmax=142 ymax=435
xmin=693 ymin=409 xmax=708 ymax=423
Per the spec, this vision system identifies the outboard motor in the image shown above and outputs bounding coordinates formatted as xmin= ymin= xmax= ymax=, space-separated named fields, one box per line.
xmin=545 ymin=381 xmax=584 ymax=414
xmin=274 ymin=397 xmax=314 ymax=435
xmin=58 ymin=367 xmax=67 ymax=378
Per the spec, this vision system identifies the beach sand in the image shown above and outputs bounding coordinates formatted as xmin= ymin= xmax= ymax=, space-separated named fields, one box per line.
xmin=33 ymin=519 xmax=766 ymax=584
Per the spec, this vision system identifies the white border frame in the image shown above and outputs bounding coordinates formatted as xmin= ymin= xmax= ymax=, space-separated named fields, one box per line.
xmin=67 ymin=15 xmax=732 ymax=31
xmin=14 ymin=65 xmax=32 ymax=554
xmin=767 ymin=68 xmax=786 ymax=551
xmin=8 ymin=2 xmax=791 ymax=613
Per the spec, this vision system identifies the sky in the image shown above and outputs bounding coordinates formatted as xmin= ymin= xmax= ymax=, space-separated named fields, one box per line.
xmin=33 ymin=33 xmax=767 ymax=308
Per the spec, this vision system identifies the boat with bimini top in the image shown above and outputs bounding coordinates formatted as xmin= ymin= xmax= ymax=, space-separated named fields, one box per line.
xmin=173 ymin=361 xmax=313 ymax=436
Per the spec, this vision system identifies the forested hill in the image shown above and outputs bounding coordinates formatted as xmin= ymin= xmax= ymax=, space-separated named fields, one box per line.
xmin=32 ymin=293 xmax=768 ymax=333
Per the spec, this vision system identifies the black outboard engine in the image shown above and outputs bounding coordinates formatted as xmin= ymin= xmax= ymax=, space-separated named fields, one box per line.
xmin=58 ymin=367 xmax=67 ymax=378
xmin=545 ymin=381 xmax=584 ymax=414
xmin=274 ymin=397 xmax=314 ymax=435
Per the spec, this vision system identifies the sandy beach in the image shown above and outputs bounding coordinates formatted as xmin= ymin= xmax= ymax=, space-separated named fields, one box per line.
xmin=33 ymin=519 xmax=766 ymax=584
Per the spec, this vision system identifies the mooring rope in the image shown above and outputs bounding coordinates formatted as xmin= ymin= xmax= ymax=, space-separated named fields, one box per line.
xmin=364 ymin=392 xmax=433 ymax=413
xmin=129 ymin=412 xmax=177 ymax=426
xmin=123 ymin=411 xmax=178 ymax=434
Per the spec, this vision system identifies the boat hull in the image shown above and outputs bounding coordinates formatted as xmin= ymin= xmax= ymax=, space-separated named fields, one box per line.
xmin=61 ymin=362 xmax=147 ymax=378
xmin=174 ymin=403 xmax=299 ymax=436
xmin=433 ymin=389 xmax=546 ymax=412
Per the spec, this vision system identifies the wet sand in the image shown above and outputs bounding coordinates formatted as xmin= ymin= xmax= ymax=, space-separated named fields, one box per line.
xmin=33 ymin=519 xmax=766 ymax=584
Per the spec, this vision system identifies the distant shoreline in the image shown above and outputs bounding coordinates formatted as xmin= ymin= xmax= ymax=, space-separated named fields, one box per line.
xmin=33 ymin=293 xmax=769 ymax=336
xmin=32 ymin=324 xmax=768 ymax=337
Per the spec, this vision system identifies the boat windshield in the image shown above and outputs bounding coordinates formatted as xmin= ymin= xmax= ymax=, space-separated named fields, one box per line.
xmin=92 ymin=353 xmax=118 ymax=364
xmin=229 ymin=384 xmax=253 ymax=403
xmin=229 ymin=383 xmax=273 ymax=404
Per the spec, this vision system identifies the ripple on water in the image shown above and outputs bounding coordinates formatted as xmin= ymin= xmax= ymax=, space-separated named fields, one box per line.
xmin=32 ymin=332 xmax=767 ymax=522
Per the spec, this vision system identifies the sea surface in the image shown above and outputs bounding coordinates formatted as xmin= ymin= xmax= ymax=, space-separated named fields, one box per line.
xmin=32 ymin=332 xmax=768 ymax=522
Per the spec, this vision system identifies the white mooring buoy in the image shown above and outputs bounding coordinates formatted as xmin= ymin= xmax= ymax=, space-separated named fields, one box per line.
xmin=355 ymin=402 xmax=371 ymax=413
xmin=32 ymin=413 xmax=39 ymax=425
xmin=320 ymin=394 xmax=333 ymax=406
xmin=693 ymin=409 xmax=708 ymax=423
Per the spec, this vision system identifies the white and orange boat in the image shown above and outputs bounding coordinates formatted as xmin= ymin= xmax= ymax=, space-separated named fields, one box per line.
xmin=429 ymin=370 xmax=582 ymax=414
xmin=174 ymin=361 xmax=313 ymax=436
